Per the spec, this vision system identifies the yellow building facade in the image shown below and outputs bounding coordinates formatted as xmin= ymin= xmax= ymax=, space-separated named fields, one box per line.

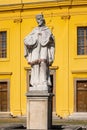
xmin=0 ymin=0 xmax=87 ymax=118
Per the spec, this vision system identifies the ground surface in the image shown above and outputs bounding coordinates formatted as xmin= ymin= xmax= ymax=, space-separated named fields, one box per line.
xmin=0 ymin=117 xmax=87 ymax=129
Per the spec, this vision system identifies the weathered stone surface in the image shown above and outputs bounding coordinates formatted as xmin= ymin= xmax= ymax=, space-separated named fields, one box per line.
xmin=26 ymin=92 xmax=53 ymax=130
xmin=24 ymin=14 xmax=55 ymax=91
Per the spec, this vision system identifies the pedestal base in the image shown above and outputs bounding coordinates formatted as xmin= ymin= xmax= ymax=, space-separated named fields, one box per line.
xmin=26 ymin=91 xmax=53 ymax=130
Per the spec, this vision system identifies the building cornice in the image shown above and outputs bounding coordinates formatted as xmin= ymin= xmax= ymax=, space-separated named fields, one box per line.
xmin=0 ymin=4 xmax=22 ymax=12
xmin=0 ymin=1 xmax=87 ymax=12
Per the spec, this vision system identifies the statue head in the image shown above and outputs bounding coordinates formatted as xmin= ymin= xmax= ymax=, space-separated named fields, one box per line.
xmin=36 ymin=14 xmax=45 ymax=27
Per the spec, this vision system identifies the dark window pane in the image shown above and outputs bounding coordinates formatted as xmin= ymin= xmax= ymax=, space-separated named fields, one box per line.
xmin=0 ymin=82 xmax=8 ymax=112
xmin=0 ymin=31 xmax=7 ymax=58
xmin=77 ymin=27 xmax=87 ymax=55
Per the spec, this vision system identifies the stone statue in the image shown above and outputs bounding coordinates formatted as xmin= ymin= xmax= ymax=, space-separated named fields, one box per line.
xmin=24 ymin=14 xmax=55 ymax=91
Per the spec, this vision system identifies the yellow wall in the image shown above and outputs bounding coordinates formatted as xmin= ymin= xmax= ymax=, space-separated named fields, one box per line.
xmin=0 ymin=0 xmax=21 ymax=5
xmin=0 ymin=0 xmax=87 ymax=117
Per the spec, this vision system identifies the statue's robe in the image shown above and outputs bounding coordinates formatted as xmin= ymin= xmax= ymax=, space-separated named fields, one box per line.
xmin=24 ymin=26 xmax=55 ymax=90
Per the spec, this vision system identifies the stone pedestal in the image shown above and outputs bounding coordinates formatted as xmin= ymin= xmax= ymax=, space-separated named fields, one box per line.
xmin=26 ymin=91 xmax=54 ymax=130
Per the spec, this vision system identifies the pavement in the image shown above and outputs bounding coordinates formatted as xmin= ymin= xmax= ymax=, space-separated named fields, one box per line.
xmin=0 ymin=117 xmax=86 ymax=130
xmin=0 ymin=117 xmax=26 ymax=129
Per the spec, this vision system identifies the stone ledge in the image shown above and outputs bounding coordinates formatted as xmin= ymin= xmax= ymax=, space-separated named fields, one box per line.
xmin=26 ymin=91 xmax=54 ymax=97
xmin=0 ymin=112 xmax=12 ymax=118
xmin=68 ymin=112 xmax=87 ymax=120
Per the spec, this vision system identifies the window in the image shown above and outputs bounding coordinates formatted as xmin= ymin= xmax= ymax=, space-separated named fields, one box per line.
xmin=0 ymin=31 xmax=7 ymax=58
xmin=77 ymin=27 xmax=87 ymax=55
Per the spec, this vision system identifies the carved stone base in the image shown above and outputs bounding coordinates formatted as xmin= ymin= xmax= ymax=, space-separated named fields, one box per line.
xmin=29 ymin=85 xmax=48 ymax=91
xmin=26 ymin=91 xmax=54 ymax=130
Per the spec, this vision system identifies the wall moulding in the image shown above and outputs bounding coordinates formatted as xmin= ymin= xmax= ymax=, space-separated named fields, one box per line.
xmin=24 ymin=66 xmax=59 ymax=70
xmin=0 ymin=72 xmax=13 ymax=75
xmin=1 ymin=0 xmax=87 ymax=12
xmin=0 ymin=4 xmax=23 ymax=12
xmin=0 ymin=1 xmax=87 ymax=12
xmin=72 ymin=70 xmax=87 ymax=74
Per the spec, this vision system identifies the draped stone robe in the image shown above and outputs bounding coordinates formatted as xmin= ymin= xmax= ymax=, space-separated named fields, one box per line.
xmin=24 ymin=26 xmax=55 ymax=91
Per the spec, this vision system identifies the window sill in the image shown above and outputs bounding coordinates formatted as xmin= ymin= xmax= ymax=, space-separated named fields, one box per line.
xmin=74 ymin=55 xmax=87 ymax=59
xmin=0 ymin=58 xmax=9 ymax=62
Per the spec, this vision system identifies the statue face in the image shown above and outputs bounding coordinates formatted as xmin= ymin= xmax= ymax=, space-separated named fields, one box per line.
xmin=36 ymin=14 xmax=45 ymax=26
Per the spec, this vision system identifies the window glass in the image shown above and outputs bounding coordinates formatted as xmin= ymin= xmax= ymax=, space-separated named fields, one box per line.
xmin=0 ymin=82 xmax=8 ymax=111
xmin=77 ymin=27 xmax=87 ymax=55
xmin=0 ymin=31 xmax=7 ymax=58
